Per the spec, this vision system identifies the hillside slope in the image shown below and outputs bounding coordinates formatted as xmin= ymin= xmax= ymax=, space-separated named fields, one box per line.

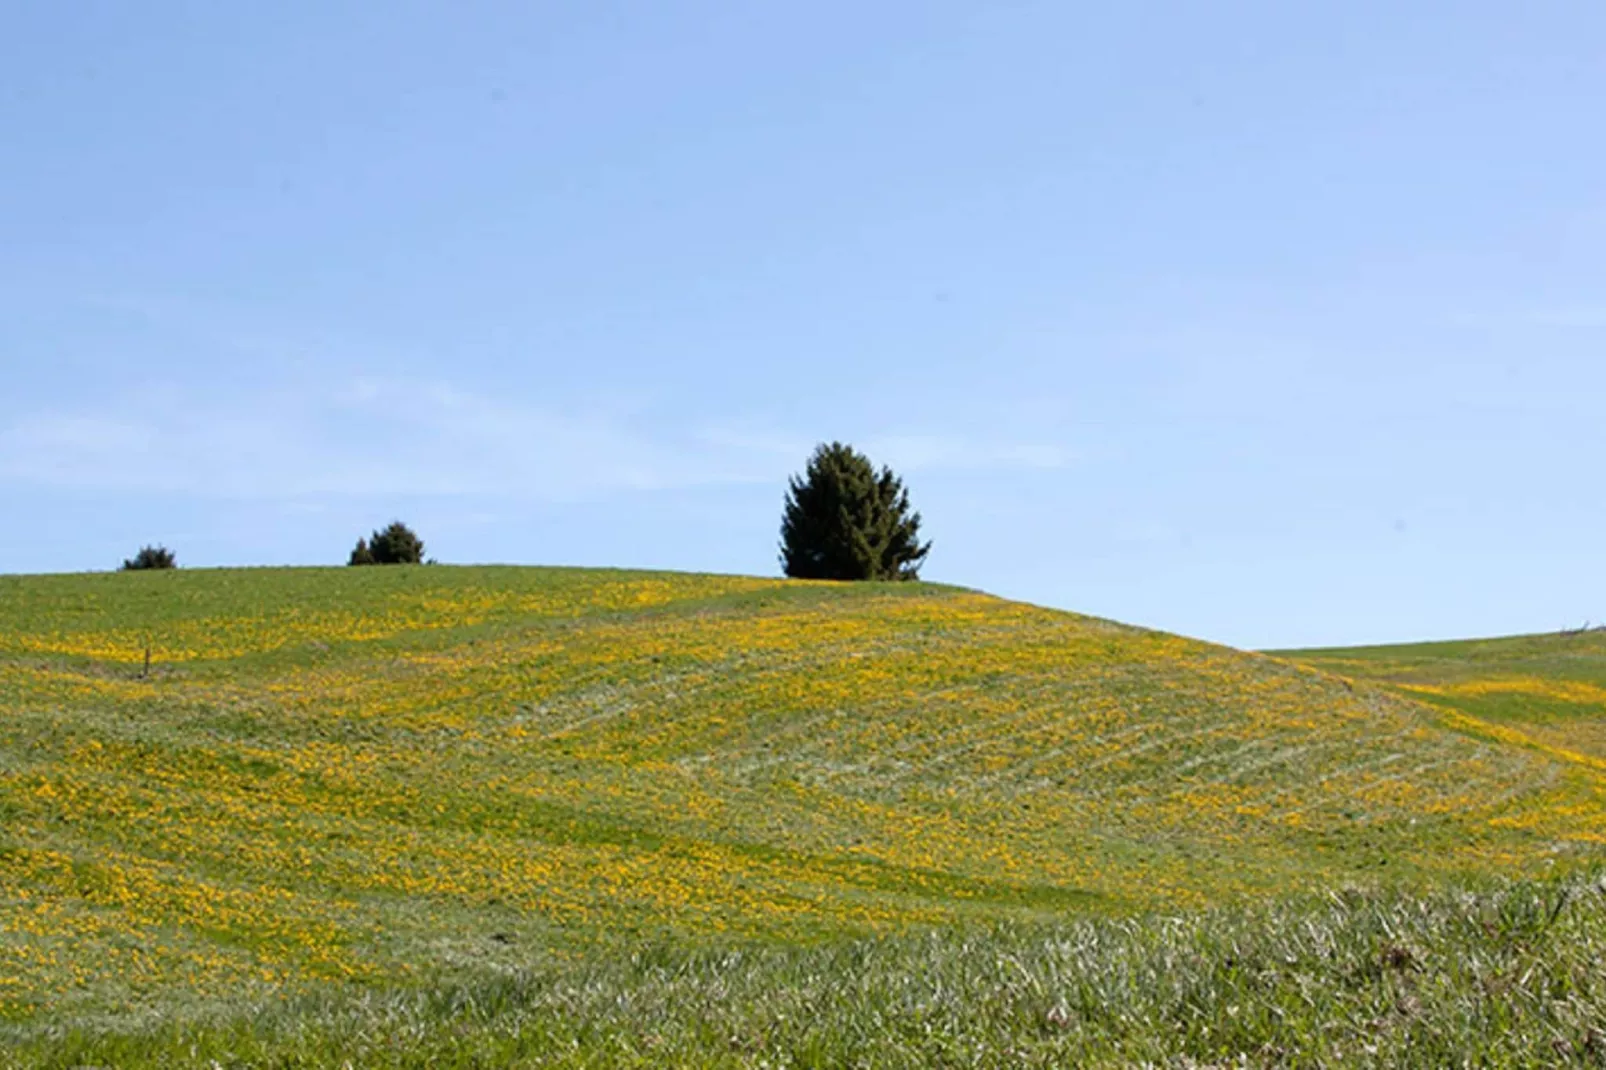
xmin=1286 ymin=629 xmax=1606 ymax=768
xmin=0 ymin=567 xmax=1599 ymax=1022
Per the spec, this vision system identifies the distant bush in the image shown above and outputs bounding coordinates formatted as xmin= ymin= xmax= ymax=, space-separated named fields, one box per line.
xmin=121 ymin=545 xmax=176 ymax=571
xmin=780 ymin=441 xmax=930 ymax=580
xmin=349 ymin=521 xmax=424 ymax=566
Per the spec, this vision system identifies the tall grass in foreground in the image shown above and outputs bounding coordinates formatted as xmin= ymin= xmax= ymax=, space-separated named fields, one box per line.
xmin=8 ymin=874 xmax=1605 ymax=1069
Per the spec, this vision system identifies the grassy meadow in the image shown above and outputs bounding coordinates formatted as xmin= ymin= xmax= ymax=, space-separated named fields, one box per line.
xmin=1 ymin=566 xmax=1603 ymax=1064
xmin=9 ymin=875 xmax=1606 ymax=1068
xmin=1289 ymin=628 xmax=1606 ymax=771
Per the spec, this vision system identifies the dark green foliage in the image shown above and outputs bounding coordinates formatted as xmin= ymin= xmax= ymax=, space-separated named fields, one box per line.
xmin=349 ymin=522 xmax=424 ymax=566
xmin=780 ymin=442 xmax=930 ymax=580
xmin=120 ymin=545 xmax=176 ymax=571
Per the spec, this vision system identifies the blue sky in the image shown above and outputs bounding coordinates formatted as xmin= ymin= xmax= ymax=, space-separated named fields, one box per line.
xmin=2 ymin=1 xmax=1603 ymax=649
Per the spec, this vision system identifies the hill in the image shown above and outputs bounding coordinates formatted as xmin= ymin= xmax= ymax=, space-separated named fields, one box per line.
xmin=0 ymin=567 xmax=1601 ymax=1028
xmin=1286 ymin=628 xmax=1606 ymax=770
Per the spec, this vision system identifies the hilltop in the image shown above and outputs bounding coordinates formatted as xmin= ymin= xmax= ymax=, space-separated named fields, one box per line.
xmin=1 ymin=566 xmax=1601 ymax=1027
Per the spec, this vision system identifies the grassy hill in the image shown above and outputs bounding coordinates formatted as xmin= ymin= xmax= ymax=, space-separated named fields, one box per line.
xmin=1287 ymin=629 xmax=1606 ymax=771
xmin=1 ymin=566 xmax=1602 ymax=1042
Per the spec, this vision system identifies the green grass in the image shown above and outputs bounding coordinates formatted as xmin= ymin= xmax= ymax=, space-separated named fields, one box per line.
xmin=1 ymin=566 xmax=1603 ymax=1063
xmin=1286 ymin=628 xmax=1606 ymax=766
xmin=5 ymin=873 xmax=1604 ymax=1068
xmin=1279 ymin=626 xmax=1606 ymax=698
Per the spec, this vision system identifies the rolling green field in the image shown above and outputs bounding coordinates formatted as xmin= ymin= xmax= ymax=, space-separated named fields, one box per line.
xmin=1288 ymin=628 xmax=1606 ymax=771
xmin=1 ymin=566 xmax=1603 ymax=1065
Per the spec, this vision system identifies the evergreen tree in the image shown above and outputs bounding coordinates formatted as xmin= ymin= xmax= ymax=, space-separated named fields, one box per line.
xmin=347 ymin=537 xmax=376 ymax=566
xmin=121 ymin=545 xmax=176 ymax=570
xmin=348 ymin=522 xmax=424 ymax=566
xmin=780 ymin=442 xmax=930 ymax=581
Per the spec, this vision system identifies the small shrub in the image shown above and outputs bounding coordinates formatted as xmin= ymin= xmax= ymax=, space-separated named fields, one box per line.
xmin=121 ymin=545 xmax=176 ymax=571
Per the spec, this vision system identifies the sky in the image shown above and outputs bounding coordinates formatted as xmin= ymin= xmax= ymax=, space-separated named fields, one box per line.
xmin=2 ymin=1 xmax=1604 ymax=650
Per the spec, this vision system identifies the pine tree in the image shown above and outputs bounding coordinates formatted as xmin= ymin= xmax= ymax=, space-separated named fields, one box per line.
xmin=121 ymin=545 xmax=176 ymax=570
xmin=779 ymin=442 xmax=931 ymax=581
xmin=348 ymin=522 xmax=424 ymax=566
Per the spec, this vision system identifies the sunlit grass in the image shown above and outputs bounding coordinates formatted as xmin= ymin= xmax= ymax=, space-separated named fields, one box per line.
xmin=6 ymin=873 xmax=1604 ymax=1068
xmin=0 ymin=566 xmax=1601 ymax=1031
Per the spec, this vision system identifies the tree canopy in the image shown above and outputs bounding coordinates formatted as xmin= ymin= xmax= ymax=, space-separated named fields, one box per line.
xmin=779 ymin=442 xmax=930 ymax=581
xmin=349 ymin=521 xmax=425 ymax=566
xmin=121 ymin=545 xmax=176 ymax=571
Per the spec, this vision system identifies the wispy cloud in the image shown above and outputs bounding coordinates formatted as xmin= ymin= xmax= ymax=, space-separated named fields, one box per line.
xmin=862 ymin=434 xmax=1071 ymax=472
xmin=1524 ymin=304 xmax=1606 ymax=328
xmin=1444 ymin=296 xmax=1606 ymax=330
xmin=1 ymin=379 xmax=1074 ymax=500
xmin=693 ymin=428 xmax=1072 ymax=474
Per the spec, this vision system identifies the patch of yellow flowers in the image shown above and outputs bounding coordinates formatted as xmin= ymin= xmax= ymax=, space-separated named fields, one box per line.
xmin=0 ymin=568 xmax=1600 ymax=1022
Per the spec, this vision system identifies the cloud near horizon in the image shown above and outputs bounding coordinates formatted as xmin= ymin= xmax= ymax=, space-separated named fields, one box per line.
xmin=0 ymin=378 xmax=1072 ymax=501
